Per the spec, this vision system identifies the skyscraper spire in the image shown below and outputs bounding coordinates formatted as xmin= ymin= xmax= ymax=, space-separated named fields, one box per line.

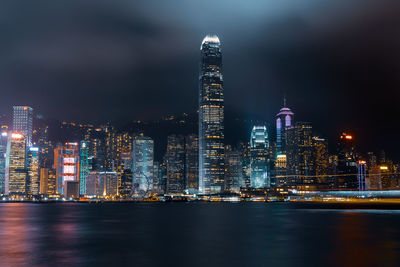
xmin=283 ymin=94 xmax=287 ymax=107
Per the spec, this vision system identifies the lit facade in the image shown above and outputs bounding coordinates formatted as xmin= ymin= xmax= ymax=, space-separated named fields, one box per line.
xmin=54 ymin=143 xmax=80 ymax=195
xmin=166 ymin=134 xmax=185 ymax=194
xmin=0 ymin=130 xmax=8 ymax=194
xmin=225 ymin=146 xmax=243 ymax=192
xmin=199 ymin=35 xmax=225 ymax=194
xmin=185 ymin=134 xmax=199 ymax=192
xmin=337 ymin=133 xmax=358 ymax=189
xmin=12 ymin=106 xmax=33 ymax=146
xmin=79 ymin=141 xmax=89 ymax=195
xmin=27 ymin=147 xmax=40 ymax=195
xmin=5 ymin=133 xmax=26 ymax=195
xmin=276 ymin=99 xmax=294 ymax=155
xmin=250 ymin=126 xmax=270 ymax=188
xmin=132 ymin=136 xmax=154 ymax=195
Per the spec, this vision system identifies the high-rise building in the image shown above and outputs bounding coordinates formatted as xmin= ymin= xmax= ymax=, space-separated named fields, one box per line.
xmin=337 ymin=133 xmax=358 ymax=189
xmin=358 ymin=161 xmax=367 ymax=191
xmin=313 ymin=137 xmax=329 ymax=185
xmin=12 ymin=106 xmax=33 ymax=146
xmin=250 ymin=126 xmax=270 ymax=188
xmin=276 ymin=98 xmax=294 ymax=154
xmin=132 ymin=136 xmax=154 ymax=195
xmin=166 ymin=134 xmax=185 ymax=194
xmin=27 ymin=147 xmax=40 ymax=195
xmin=294 ymin=122 xmax=315 ymax=186
xmin=38 ymin=125 xmax=52 ymax=168
xmin=0 ymin=130 xmax=8 ymax=195
xmin=225 ymin=146 xmax=243 ymax=192
xmin=79 ymin=141 xmax=89 ymax=196
xmin=185 ymin=134 xmax=199 ymax=193
xmin=5 ymin=133 xmax=26 ymax=195
xmin=119 ymin=169 xmax=133 ymax=197
xmin=199 ymin=35 xmax=225 ymax=194
xmin=54 ymin=143 xmax=80 ymax=195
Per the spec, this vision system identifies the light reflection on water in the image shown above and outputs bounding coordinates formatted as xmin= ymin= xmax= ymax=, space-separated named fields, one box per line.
xmin=0 ymin=202 xmax=400 ymax=266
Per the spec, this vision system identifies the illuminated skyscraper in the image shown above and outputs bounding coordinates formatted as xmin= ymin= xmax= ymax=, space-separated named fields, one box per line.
xmin=54 ymin=143 xmax=80 ymax=195
xmin=313 ymin=136 xmax=329 ymax=185
xmin=27 ymin=147 xmax=40 ymax=195
xmin=294 ymin=122 xmax=315 ymax=185
xmin=276 ymin=98 xmax=294 ymax=154
xmin=0 ymin=130 xmax=8 ymax=194
xmin=12 ymin=106 xmax=33 ymax=146
xmin=79 ymin=141 xmax=89 ymax=195
xmin=5 ymin=133 xmax=26 ymax=195
xmin=199 ymin=35 xmax=225 ymax=194
xmin=132 ymin=136 xmax=154 ymax=195
xmin=225 ymin=146 xmax=243 ymax=192
xmin=185 ymin=134 xmax=199 ymax=192
xmin=250 ymin=126 xmax=270 ymax=188
xmin=166 ymin=134 xmax=185 ymax=194
xmin=337 ymin=133 xmax=358 ymax=189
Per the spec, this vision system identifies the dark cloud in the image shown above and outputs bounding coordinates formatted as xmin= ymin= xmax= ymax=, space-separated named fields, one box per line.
xmin=0 ymin=0 xmax=399 ymax=158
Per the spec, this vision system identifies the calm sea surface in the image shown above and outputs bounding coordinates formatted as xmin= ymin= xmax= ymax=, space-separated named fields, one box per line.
xmin=1 ymin=202 xmax=400 ymax=266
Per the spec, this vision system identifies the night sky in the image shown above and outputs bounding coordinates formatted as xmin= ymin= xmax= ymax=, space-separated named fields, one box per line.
xmin=1 ymin=0 xmax=399 ymax=159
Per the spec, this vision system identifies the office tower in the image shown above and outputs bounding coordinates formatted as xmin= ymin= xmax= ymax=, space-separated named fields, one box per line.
xmin=39 ymin=168 xmax=49 ymax=194
xmin=64 ymin=181 xmax=80 ymax=199
xmin=367 ymin=152 xmax=377 ymax=168
xmin=54 ymin=143 xmax=80 ymax=195
xmin=105 ymin=125 xmax=117 ymax=171
xmin=276 ymin=98 xmax=294 ymax=154
xmin=152 ymin=162 xmax=162 ymax=194
xmin=0 ymin=130 xmax=7 ymax=194
xmin=199 ymin=35 xmax=225 ymax=194
xmin=185 ymin=134 xmax=199 ymax=192
xmin=12 ymin=106 xmax=33 ymax=146
xmin=79 ymin=141 xmax=89 ymax=196
xmin=367 ymin=166 xmax=384 ymax=190
xmin=27 ymin=147 xmax=40 ymax=195
xmin=103 ymin=171 xmax=118 ymax=196
xmin=239 ymin=142 xmax=251 ymax=188
xmin=337 ymin=133 xmax=358 ymax=189
xmin=225 ymin=146 xmax=243 ymax=192
xmin=132 ymin=136 xmax=154 ymax=195
xmin=250 ymin=126 xmax=270 ymax=188
xmin=358 ymin=161 xmax=367 ymax=191
xmin=38 ymin=125 xmax=52 ymax=168
xmin=313 ymin=136 xmax=329 ymax=185
xmin=119 ymin=169 xmax=133 ymax=197
xmin=86 ymin=171 xmax=99 ymax=196
xmin=166 ymin=135 xmax=185 ymax=194
xmin=275 ymin=154 xmax=287 ymax=187
xmin=294 ymin=122 xmax=315 ymax=186
xmin=5 ymin=133 xmax=26 ymax=195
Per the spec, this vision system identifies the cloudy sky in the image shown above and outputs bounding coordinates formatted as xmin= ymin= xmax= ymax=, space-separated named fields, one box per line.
xmin=1 ymin=0 xmax=399 ymax=157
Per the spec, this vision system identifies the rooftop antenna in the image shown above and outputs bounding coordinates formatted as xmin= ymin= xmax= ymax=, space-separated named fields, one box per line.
xmin=283 ymin=93 xmax=287 ymax=107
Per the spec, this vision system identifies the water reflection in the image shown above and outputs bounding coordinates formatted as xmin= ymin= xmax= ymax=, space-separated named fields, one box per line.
xmin=0 ymin=203 xmax=400 ymax=266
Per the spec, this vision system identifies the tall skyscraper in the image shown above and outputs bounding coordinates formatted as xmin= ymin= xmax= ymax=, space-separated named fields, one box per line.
xmin=0 ymin=130 xmax=8 ymax=194
xmin=166 ymin=134 xmax=185 ymax=194
xmin=54 ymin=143 xmax=80 ymax=195
xmin=250 ymin=126 xmax=270 ymax=188
xmin=12 ymin=106 xmax=33 ymax=147
xmin=27 ymin=146 xmax=40 ymax=195
xmin=5 ymin=133 xmax=26 ymax=195
xmin=79 ymin=141 xmax=89 ymax=196
xmin=276 ymin=98 xmax=294 ymax=154
xmin=132 ymin=136 xmax=154 ymax=195
xmin=198 ymin=35 xmax=225 ymax=194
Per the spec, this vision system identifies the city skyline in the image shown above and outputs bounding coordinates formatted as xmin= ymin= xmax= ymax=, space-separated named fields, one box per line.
xmin=0 ymin=0 xmax=399 ymax=162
